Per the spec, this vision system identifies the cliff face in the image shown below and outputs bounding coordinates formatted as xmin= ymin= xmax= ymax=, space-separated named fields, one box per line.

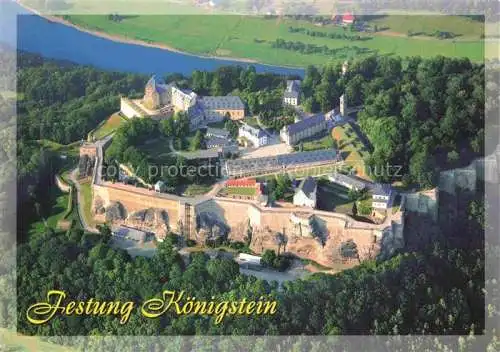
xmin=92 ymin=183 xmax=404 ymax=268
xmin=195 ymin=199 xmax=397 ymax=268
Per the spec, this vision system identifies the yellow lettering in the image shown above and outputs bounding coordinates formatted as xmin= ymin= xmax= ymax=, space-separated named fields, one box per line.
xmin=119 ymin=302 xmax=135 ymax=324
xmin=245 ymin=301 xmax=256 ymax=314
xmin=66 ymin=301 xmax=76 ymax=315
xmin=26 ymin=290 xmax=66 ymax=325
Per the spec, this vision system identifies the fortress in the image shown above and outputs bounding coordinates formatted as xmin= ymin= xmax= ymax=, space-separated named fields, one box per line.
xmin=120 ymin=76 xmax=245 ymax=129
xmin=85 ymin=134 xmax=406 ymax=268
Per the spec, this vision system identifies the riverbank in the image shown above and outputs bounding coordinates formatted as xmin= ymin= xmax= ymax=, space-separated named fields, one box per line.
xmin=15 ymin=1 xmax=264 ymax=65
xmin=15 ymin=1 xmax=488 ymax=66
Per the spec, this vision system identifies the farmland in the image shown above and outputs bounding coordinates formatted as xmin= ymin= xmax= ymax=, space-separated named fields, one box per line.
xmin=60 ymin=14 xmax=486 ymax=67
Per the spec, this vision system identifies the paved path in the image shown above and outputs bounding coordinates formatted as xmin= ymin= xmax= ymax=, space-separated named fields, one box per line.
xmin=69 ymin=168 xmax=99 ymax=233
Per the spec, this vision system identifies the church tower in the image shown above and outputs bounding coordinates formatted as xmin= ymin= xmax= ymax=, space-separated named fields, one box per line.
xmin=143 ymin=75 xmax=162 ymax=110
xmin=340 ymin=94 xmax=347 ymax=116
xmin=342 ymin=60 xmax=349 ymax=76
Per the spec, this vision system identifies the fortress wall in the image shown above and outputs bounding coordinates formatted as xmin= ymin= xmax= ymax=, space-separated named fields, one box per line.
xmin=91 ymin=184 xmax=387 ymax=268
xmin=200 ymin=198 xmax=383 ymax=268
xmin=93 ymin=183 xmax=181 ymax=231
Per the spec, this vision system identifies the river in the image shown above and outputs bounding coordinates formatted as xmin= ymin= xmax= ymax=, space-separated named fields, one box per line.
xmin=0 ymin=1 xmax=304 ymax=77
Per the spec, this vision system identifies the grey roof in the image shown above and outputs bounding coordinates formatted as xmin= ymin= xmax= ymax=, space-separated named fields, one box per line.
xmin=372 ymin=183 xmax=393 ymax=197
xmin=284 ymin=80 xmax=301 ymax=99
xmin=240 ymin=123 xmax=267 ymax=138
xmin=286 ymin=80 xmax=301 ymax=92
xmin=225 ymin=149 xmax=338 ymax=176
xmin=297 ymin=176 xmax=317 ymax=198
xmin=283 ymin=114 xmax=326 ymax=136
xmin=146 ymin=75 xmax=166 ymax=93
xmin=206 ymin=136 xmax=231 ymax=148
xmin=284 ymin=90 xmax=299 ymax=99
xmin=179 ymin=149 xmax=220 ymax=160
xmin=200 ymin=96 xmax=245 ymax=110
xmin=206 ymin=127 xmax=230 ymax=139
xmin=330 ymin=172 xmax=369 ymax=190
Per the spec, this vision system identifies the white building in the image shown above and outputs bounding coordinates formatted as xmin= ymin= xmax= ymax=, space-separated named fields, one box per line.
xmin=283 ymin=80 xmax=301 ymax=106
xmin=293 ymin=176 xmax=317 ymax=208
xmin=280 ymin=114 xmax=327 ymax=146
xmin=328 ymin=172 xmax=368 ymax=191
xmin=154 ymin=180 xmax=166 ymax=193
xmin=120 ymin=75 xmax=244 ymax=130
xmin=340 ymin=94 xmax=347 ymax=117
xmin=239 ymin=123 xmax=269 ymax=147
xmin=372 ymin=184 xmax=393 ymax=210
xmin=342 ymin=60 xmax=349 ymax=76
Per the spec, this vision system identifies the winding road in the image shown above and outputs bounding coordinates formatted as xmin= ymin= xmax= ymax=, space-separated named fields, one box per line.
xmin=69 ymin=167 xmax=99 ymax=233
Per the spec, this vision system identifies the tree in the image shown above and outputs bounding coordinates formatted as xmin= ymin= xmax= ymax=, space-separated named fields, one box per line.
xmin=260 ymin=249 xmax=277 ymax=267
xmin=160 ymin=117 xmax=175 ymax=137
xmin=190 ymin=130 xmax=205 ymax=151
xmin=225 ymin=119 xmax=239 ymax=139
xmin=447 ymin=150 xmax=460 ymax=164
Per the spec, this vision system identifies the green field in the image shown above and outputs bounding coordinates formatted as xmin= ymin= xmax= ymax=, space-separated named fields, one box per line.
xmin=61 ymin=14 xmax=486 ymax=66
xmin=366 ymin=15 xmax=484 ymax=38
xmin=93 ymin=112 xmax=126 ymax=140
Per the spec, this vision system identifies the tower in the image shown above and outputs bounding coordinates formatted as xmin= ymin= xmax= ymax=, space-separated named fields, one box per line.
xmin=143 ymin=75 xmax=162 ymax=110
xmin=340 ymin=94 xmax=347 ymax=116
xmin=342 ymin=60 xmax=349 ymax=76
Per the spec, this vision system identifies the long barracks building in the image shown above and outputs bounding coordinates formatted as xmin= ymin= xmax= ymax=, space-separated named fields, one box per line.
xmin=224 ymin=149 xmax=341 ymax=178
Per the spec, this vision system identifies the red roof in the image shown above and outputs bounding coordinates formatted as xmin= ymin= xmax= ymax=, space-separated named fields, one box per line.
xmin=342 ymin=13 xmax=355 ymax=22
xmin=226 ymin=178 xmax=257 ymax=187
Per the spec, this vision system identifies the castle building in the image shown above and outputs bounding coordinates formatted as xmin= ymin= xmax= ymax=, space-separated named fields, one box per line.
xmin=283 ymin=80 xmax=301 ymax=106
xmin=199 ymin=96 xmax=245 ymax=121
xmin=280 ymin=114 xmax=327 ymax=146
xmin=293 ymin=177 xmax=317 ymax=208
xmin=120 ymin=75 xmax=245 ymax=129
xmin=239 ymin=123 xmax=269 ymax=147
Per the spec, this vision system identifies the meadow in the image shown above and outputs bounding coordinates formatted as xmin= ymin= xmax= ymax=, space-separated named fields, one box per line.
xmin=61 ymin=14 xmax=487 ymax=67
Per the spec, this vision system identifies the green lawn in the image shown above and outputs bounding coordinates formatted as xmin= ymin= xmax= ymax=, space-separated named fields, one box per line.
xmin=366 ymin=15 xmax=484 ymax=38
xmin=61 ymin=14 xmax=486 ymax=67
xmin=224 ymin=187 xmax=256 ymax=196
xmin=182 ymin=183 xmax=213 ymax=196
xmin=80 ymin=180 xmax=94 ymax=227
xmin=332 ymin=124 xmax=371 ymax=180
xmin=37 ymin=139 xmax=80 ymax=158
xmin=300 ymin=133 xmax=334 ymax=152
xmin=93 ymin=112 xmax=126 ymax=140
xmin=317 ymin=188 xmax=354 ymax=213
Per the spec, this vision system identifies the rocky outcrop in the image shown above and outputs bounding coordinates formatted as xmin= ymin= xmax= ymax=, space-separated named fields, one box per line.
xmin=105 ymin=201 xmax=127 ymax=223
xmin=195 ymin=212 xmax=230 ymax=245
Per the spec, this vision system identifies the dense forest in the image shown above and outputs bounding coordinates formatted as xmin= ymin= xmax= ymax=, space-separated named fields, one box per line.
xmin=299 ymin=56 xmax=486 ymax=187
xmin=13 ymin=52 xmax=495 ymax=348
xmin=17 ymin=188 xmax=488 ymax=342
